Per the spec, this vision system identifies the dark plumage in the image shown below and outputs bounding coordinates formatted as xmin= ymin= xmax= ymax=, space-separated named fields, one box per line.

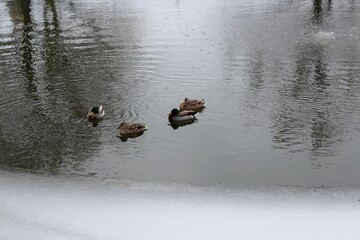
xmin=87 ymin=106 xmax=105 ymax=121
xmin=168 ymin=108 xmax=197 ymax=123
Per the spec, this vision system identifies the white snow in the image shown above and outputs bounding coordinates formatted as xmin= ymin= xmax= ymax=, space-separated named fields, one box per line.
xmin=1 ymin=170 xmax=359 ymax=240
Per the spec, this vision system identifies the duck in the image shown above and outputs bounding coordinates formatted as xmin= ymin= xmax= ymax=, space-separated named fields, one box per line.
xmin=87 ymin=106 xmax=105 ymax=121
xmin=118 ymin=122 xmax=148 ymax=138
xmin=179 ymin=98 xmax=206 ymax=111
xmin=168 ymin=108 xmax=197 ymax=124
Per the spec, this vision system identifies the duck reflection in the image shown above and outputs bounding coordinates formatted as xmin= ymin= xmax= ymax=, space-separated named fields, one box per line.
xmin=169 ymin=119 xmax=198 ymax=130
xmin=117 ymin=133 xmax=145 ymax=142
xmin=90 ymin=119 xmax=103 ymax=127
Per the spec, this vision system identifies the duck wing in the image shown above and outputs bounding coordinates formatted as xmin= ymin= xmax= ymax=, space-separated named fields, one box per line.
xmin=120 ymin=123 xmax=147 ymax=136
xmin=186 ymin=99 xmax=205 ymax=106
xmin=187 ymin=100 xmax=200 ymax=106
xmin=136 ymin=123 xmax=147 ymax=130
xmin=178 ymin=110 xmax=198 ymax=116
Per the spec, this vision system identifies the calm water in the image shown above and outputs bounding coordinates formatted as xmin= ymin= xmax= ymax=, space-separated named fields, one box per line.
xmin=1 ymin=0 xmax=360 ymax=187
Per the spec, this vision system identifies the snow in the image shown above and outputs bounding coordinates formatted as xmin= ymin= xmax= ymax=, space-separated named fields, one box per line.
xmin=1 ymin=170 xmax=359 ymax=240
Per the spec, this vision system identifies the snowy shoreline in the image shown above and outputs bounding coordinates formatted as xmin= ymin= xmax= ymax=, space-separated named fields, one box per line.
xmin=1 ymin=170 xmax=359 ymax=240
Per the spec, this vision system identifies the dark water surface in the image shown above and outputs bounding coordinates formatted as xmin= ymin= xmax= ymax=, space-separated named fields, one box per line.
xmin=1 ymin=0 xmax=360 ymax=187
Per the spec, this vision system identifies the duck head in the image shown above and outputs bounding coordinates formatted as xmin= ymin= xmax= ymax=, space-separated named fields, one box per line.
xmin=170 ymin=108 xmax=180 ymax=116
xmin=93 ymin=106 xmax=104 ymax=114
xmin=117 ymin=122 xmax=127 ymax=129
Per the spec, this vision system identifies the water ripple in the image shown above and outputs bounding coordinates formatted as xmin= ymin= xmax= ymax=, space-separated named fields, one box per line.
xmin=1 ymin=0 xmax=360 ymax=187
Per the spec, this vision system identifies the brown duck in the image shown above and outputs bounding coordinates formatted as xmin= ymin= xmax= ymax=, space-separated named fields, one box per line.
xmin=179 ymin=98 xmax=206 ymax=111
xmin=118 ymin=122 xmax=148 ymax=137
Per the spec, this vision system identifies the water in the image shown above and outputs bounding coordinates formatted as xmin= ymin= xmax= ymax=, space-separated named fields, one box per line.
xmin=1 ymin=0 xmax=360 ymax=187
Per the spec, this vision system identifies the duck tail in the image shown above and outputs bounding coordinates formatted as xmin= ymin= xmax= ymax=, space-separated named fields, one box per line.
xmin=191 ymin=110 xmax=199 ymax=116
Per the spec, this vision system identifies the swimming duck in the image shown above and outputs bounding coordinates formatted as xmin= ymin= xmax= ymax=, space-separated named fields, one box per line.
xmin=168 ymin=108 xmax=197 ymax=124
xmin=118 ymin=122 xmax=148 ymax=137
xmin=87 ymin=106 xmax=105 ymax=121
xmin=179 ymin=98 xmax=206 ymax=111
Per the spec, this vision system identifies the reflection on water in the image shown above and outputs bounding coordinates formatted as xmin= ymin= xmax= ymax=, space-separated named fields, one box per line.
xmin=273 ymin=35 xmax=334 ymax=157
xmin=1 ymin=0 xmax=360 ymax=187
xmin=169 ymin=118 xmax=198 ymax=130
xmin=1 ymin=0 xmax=104 ymax=173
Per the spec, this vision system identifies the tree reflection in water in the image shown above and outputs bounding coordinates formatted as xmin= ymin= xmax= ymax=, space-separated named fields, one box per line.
xmin=0 ymin=0 xmax=100 ymax=173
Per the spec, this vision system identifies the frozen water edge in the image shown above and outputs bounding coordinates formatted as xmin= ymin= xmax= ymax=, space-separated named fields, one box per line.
xmin=1 ymin=170 xmax=359 ymax=240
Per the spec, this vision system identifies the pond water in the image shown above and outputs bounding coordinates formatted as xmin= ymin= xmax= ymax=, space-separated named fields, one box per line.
xmin=1 ymin=0 xmax=360 ymax=187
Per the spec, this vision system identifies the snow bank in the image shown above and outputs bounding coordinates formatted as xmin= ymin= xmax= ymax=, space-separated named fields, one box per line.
xmin=1 ymin=170 xmax=359 ymax=240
